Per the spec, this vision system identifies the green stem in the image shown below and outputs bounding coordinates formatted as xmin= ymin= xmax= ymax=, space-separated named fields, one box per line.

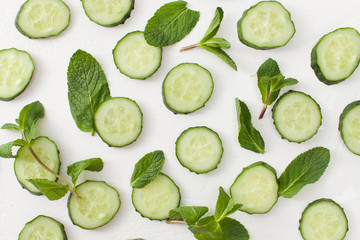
xmin=259 ymin=91 xmax=273 ymax=120
xmin=180 ymin=43 xmax=199 ymax=52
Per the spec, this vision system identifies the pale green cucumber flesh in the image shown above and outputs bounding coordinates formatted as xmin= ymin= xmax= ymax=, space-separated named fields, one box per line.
xmin=0 ymin=48 xmax=34 ymax=101
xmin=18 ymin=215 xmax=67 ymax=240
xmin=68 ymin=181 xmax=121 ymax=229
xmin=95 ymin=97 xmax=143 ymax=147
xmin=238 ymin=1 xmax=295 ymax=49
xmin=14 ymin=136 xmax=60 ymax=194
xmin=113 ymin=31 xmax=162 ymax=79
xmin=339 ymin=101 xmax=360 ymax=155
xmin=82 ymin=0 xmax=134 ymax=27
xmin=272 ymin=91 xmax=322 ymax=143
xmin=15 ymin=0 xmax=70 ymax=39
xmin=300 ymin=199 xmax=348 ymax=240
xmin=132 ymin=173 xmax=181 ymax=220
xmin=162 ymin=63 xmax=214 ymax=114
xmin=175 ymin=126 xmax=223 ymax=174
xmin=230 ymin=162 xmax=279 ymax=214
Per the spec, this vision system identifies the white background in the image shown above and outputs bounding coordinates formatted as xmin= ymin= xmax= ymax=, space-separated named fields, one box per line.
xmin=1 ymin=0 xmax=360 ymax=239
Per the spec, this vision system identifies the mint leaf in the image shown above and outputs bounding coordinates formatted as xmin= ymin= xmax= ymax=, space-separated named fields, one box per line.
xmin=214 ymin=187 xmax=241 ymax=222
xmin=169 ymin=206 xmax=209 ymax=225
xmin=16 ymin=101 xmax=44 ymax=141
xmin=1 ymin=123 xmax=20 ymax=130
xmin=131 ymin=150 xmax=165 ymax=188
xmin=278 ymin=147 xmax=330 ymax=198
xmin=189 ymin=216 xmax=223 ymax=240
xmin=235 ymin=98 xmax=265 ymax=154
xmin=219 ymin=218 xmax=249 ymax=240
xmin=67 ymin=49 xmax=111 ymax=134
xmin=67 ymin=158 xmax=103 ymax=185
xmin=201 ymin=38 xmax=231 ymax=49
xmin=200 ymin=45 xmax=237 ymax=70
xmin=0 ymin=139 xmax=28 ymax=158
xmin=144 ymin=1 xmax=200 ymax=47
xmin=271 ymin=77 xmax=298 ymax=92
xmin=28 ymin=179 xmax=69 ymax=201
xmin=200 ymin=7 xmax=224 ymax=43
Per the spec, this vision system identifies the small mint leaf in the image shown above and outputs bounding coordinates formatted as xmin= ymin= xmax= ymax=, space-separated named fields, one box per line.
xmin=169 ymin=206 xmax=209 ymax=225
xmin=219 ymin=217 xmax=249 ymax=240
xmin=67 ymin=158 xmax=103 ymax=185
xmin=202 ymin=38 xmax=231 ymax=49
xmin=0 ymin=139 xmax=28 ymax=158
xmin=214 ymin=187 xmax=241 ymax=222
xmin=1 ymin=123 xmax=20 ymax=130
xmin=16 ymin=101 xmax=44 ymax=141
xmin=200 ymin=45 xmax=237 ymax=70
xmin=271 ymin=77 xmax=298 ymax=92
xmin=189 ymin=216 xmax=223 ymax=239
xmin=28 ymin=179 xmax=69 ymax=201
xmin=200 ymin=7 xmax=224 ymax=43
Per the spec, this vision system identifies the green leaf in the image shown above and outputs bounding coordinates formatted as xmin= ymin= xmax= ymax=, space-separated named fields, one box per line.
xmin=67 ymin=49 xmax=111 ymax=134
xmin=27 ymin=179 xmax=69 ymax=201
xmin=169 ymin=206 xmax=209 ymax=225
xmin=201 ymin=38 xmax=231 ymax=49
xmin=218 ymin=218 xmax=249 ymax=240
xmin=271 ymin=77 xmax=298 ymax=92
xmin=200 ymin=7 xmax=224 ymax=43
xmin=144 ymin=1 xmax=200 ymax=47
xmin=0 ymin=139 xmax=28 ymax=158
xmin=257 ymin=58 xmax=281 ymax=78
xmin=235 ymin=98 xmax=265 ymax=153
xmin=1 ymin=123 xmax=20 ymax=130
xmin=214 ymin=187 xmax=241 ymax=222
xmin=257 ymin=59 xmax=282 ymax=105
xmin=16 ymin=101 xmax=44 ymax=141
xmin=200 ymin=45 xmax=237 ymax=70
xmin=131 ymin=150 xmax=165 ymax=188
xmin=278 ymin=147 xmax=330 ymax=198
xmin=67 ymin=158 xmax=103 ymax=185
xmin=189 ymin=216 xmax=223 ymax=240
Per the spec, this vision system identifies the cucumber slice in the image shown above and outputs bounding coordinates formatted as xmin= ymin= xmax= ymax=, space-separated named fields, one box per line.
xmin=113 ymin=31 xmax=162 ymax=79
xmin=68 ymin=180 xmax=121 ymax=229
xmin=15 ymin=0 xmax=70 ymax=39
xmin=175 ymin=126 xmax=223 ymax=174
xmin=94 ymin=97 xmax=143 ymax=147
xmin=14 ymin=136 xmax=60 ymax=195
xmin=162 ymin=63 xmax=214 ymax=114
xmin=230 ymin=162 xmax=279 ymax=214
xmin=272 ymin=91 xmax=322 ymax=143
xmin=132 ymin=173 xmax=181 ymax=220
xmin=300 ymin=199 xmax=348 ymax=240
xmin=237 ymin=1 xmax=295 ymax=49
xmin=0 ymin=48 xmax=34 ymax=101
xmin=339 ymin=100 xmax=360 ymax=155
xmin=311 ymin=28 xmax=360 ymax=85
xmin=19 ymin=215 xmax=67 ymax=240
xmin=82 ymin=0 xmax=134 ymax=27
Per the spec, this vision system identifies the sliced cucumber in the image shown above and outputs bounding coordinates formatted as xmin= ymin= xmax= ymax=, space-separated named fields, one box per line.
xmin=14 ymin=136 xmax=60 ymax=195
xmin=175 ymin=126 xmax=223 ymax=174
xmin=237 ymin=1 xmax=295 ymax=49
xmin=339 ymin=100 xmax=360 ymax=155
xmin=0 ymin=48 xmax=34 ymax=101
xmin=19 ymin=215 xmax=67 ymax=240
xmin=272 ymin=91 xmax=322 ymax=143
xmin=113 ymin=31 xmax=162 ymax=80
xmin=300 ymin=199 xmax=348 ymax=240
xmin=68 ymin=180 xmax=121 ymax=229
xmin=15 ymin=0 xmax=70 ymax=39
xmin=94 ymin=97 xmax=143 ymax=147
xmin=311 ymin=28 xmax=360 ymax=85
xmin=82 ymin=0 xmax=134 ymax=27
xmin=162 ymin=63 xmax=214 ymax=114
xmin=230 ymin=161 xmax=279 ymax=214
xmin=132 ymin=173 xmax=181 ymax=220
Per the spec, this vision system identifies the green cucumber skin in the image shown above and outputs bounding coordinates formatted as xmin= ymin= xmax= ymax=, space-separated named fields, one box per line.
xmin=15 ymin=0 xmax=71 ymax=39
xmin=230 ymin=161 xmax=279 ymax=215
xmin=0 ymin=48 xmax=35 ymax=101
xmin=272 ymin=90 xmax=322 ymax=143
xmin=339 ymin=100 xmax=360 ymax=155
xmin=299 ymin=198 xmax=348 ymax=240
xmin=237 ymin=1 xmax=295 ymax=50
xmin=82 ymin=0 xmax=135 ymax=27
xmin=311 ymin=28 xmax=360 ymax=85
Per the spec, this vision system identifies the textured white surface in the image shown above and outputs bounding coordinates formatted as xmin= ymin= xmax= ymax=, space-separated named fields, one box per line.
xmin=1 ymin=0 xmax=360 ymax=239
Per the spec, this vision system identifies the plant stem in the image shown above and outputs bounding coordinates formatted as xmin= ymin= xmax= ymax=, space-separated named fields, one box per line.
xmin=259 ymin=91 xmax=273 ymax=119
xmin=166 ymin=220 xmax=187 ymax=225
xmin=180 ymin=43 xmax=199 ymax=52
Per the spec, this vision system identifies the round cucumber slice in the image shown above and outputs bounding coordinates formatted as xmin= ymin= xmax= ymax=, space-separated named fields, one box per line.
xmin=132 ymin=173 xmax=181 ymax=220
xmin=68 ymin=180 xmax=121 ymax=229
xmin=19 ymin=215 xmax=67 ymax=240
xmin=311 ymin=28 xmax=360 ymax=85
xmin=339 ymin=100 xmax=360 ymax=155
xmin=162 ymin=63 xmax=214 ymax=114
xmin=113 ymin=31 xmax=162 ymax=79
xmin=15 ymin=0 xmax=71 ymax=39
xmin=175 ymin=126 xmax=223 ymax=174
xmin=237 ymin=1 xmax=295 ymax=49
xmin=14 ymin=136 xmax=60 ymax=195
xmin=272 ymin=91 xmax=322 ymax=143
xmin=300 ymin=199 xmax=348 ymax=240
xmin=82 ymin=0 xmax=134 ymax=27
xmin=230 ymin=161 xmax=279 ymax=214
xmin=94 ymin=97 xmax=143 ymax=147
xmin=0 ymin=48 xmax=34 ymax=101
